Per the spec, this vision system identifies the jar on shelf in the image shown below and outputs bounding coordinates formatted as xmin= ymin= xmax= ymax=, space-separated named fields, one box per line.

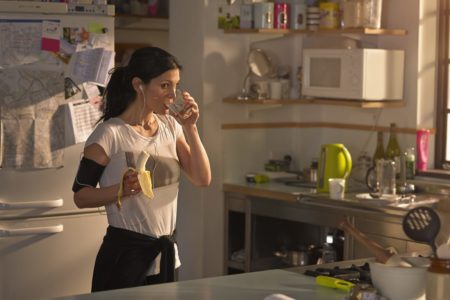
xmin=319 ymin=2 xmax=339 ymax=29
xmin=426 ymin=257 xmax=450 ymax=300
xmin=362 ymin=0 xmax=383 ymax=29
xmin=341 ymin=0 xmax=364 ymax=28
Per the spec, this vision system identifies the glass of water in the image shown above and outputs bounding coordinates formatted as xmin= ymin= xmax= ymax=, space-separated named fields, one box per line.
xmin=168 ymin=89 xmax=192 ymax=119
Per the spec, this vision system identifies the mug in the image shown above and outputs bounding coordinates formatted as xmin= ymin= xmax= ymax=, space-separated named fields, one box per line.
xmin=269 ymin=80 xmax=283 ymax=99
xmin=329 ymin=178 xmax=345 ymax=200
xmin=366 ymin=159 xmax=396 ymax=195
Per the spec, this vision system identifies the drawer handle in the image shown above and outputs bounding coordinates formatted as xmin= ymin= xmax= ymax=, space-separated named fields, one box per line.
xmin=0 ymin=199 xmax=63 ymax=209
xmin=0 ymin=224 xmax=64 ymax=237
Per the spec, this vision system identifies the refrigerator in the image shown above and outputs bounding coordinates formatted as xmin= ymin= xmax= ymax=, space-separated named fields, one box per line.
xmin=0 ymin=2 xmax=114 ymax=299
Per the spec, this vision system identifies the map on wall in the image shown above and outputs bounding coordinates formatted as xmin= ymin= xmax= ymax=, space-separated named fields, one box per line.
xmin=0 ymin=19 xmax=66 ymax=169
xmin=0 ymin=19 xmax=63 ymax=70
xmin=0 ymin=68 xmax=65 ymax=169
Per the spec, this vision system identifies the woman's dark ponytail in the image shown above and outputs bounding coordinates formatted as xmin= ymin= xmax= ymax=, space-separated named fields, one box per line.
xmin=100 ymin=66 xmax=135 ymax=121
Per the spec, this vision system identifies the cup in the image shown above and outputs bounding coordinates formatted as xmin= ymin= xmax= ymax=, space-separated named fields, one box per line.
xmin=329 ymin=178 xmax=345 ymax=200
xmin=169 ymin=89 xmax=192 ymax=119
xmin=269 ymin=80 xmax=283 ymax=99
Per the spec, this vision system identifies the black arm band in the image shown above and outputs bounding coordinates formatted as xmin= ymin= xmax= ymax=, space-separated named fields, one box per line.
xmin=72 ymin=157 xmax=106 ymax=193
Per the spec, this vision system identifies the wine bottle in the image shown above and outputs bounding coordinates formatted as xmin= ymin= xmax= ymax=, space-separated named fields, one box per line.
xmin=385 ymin=123 xmax=402 ymax=177
xmin=372 ymin=131 xmax=385 ymax=166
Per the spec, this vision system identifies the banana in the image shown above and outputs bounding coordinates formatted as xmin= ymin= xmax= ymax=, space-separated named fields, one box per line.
xmin=116 ymin=150 xmax=154 ymax=211
xmin=136 ymin=151 xmax=154 ymax=200
xmin=136 ymin=150 xmax=150 ymax=172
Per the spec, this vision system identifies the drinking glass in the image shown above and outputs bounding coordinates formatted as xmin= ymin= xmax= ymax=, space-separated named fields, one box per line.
xmin=168 ymin=89 xmax=192 ymax=119
xmin=376 ymin=159 xmax=396 ymax=195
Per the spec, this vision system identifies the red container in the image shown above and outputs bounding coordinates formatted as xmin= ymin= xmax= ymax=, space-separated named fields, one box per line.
xmin=274 ymin=3 xmax=289 ymax=29
xmin=416 ymin=129 xmax=430 ymax=171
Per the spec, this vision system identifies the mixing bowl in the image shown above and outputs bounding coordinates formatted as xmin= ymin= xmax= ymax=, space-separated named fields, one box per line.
xmin=369 ymin=261 xmax=427 ymax=300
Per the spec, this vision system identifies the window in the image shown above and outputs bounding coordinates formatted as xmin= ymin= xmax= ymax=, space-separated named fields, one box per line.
xmin=435 ymin=0 xmax=450 ymax=168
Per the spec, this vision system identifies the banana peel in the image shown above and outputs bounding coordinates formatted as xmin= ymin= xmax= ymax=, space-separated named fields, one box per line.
xmin=116 ymin=151 xmax=154 ymax=210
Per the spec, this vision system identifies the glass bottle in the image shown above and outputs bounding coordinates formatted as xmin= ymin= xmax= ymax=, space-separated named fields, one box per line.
xmin=385 ymin=123 xmax=402 ymax=177
xmin=372 ymin=131 xmax=385 ymax=166
xmin=405 ymin=147 xmax=416 ymax=179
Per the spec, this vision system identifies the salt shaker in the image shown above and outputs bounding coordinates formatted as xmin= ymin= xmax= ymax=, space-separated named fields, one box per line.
xmin=426 ymin=257 xmax=450 ymax=300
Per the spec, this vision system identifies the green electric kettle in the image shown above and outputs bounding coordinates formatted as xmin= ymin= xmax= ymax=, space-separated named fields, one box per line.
xmin=317 ymin=144 xmax=352 ymax=193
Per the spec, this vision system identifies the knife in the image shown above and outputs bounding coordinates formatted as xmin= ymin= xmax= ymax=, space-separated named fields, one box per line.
xmin=316 ymin=275 xmax=354 ymax=292
xmin=125 ymin=151 xmax=136 ymax=168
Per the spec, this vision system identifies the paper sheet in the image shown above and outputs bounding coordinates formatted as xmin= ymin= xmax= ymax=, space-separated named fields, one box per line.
xmin=66 ymin=98 xmax=103 ymax=144
xmin=68 ymin=47 xmax=114 ymax=86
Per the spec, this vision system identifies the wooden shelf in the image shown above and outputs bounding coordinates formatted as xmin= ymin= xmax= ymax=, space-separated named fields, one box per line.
xmin=221 ymin=122 xmax=436 ymax=135
xmin=223 ymin=27 xmax=407 ymax=36
xmin=223 ymin=97 xmax=406 ymax=109
xmin=115 ymin=16 xmax=169 ymax=31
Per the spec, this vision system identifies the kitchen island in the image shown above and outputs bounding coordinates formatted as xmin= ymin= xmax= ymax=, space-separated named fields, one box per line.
xmin=55 ymin=259 xmax=371 ymax=300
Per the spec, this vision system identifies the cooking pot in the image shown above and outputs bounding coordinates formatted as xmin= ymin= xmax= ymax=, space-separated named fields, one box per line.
xmin=274 ymin=245 xmax=319 ymax=266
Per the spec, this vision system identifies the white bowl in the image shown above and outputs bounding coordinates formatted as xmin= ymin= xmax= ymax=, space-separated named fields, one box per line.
xmin=369 ymin=261 xmax=427 ymax=300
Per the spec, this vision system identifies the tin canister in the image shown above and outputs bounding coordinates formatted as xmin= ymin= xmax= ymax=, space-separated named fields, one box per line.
xmin=291 ymin=3 xmax=307 ymax=30
xmin=253 ymin=2 xmax=274 ymax=29
xmin=274 ymin=3 xmax=289 ymax=29
xmin=240 ymin=4 xmax=253 ymax=29
xmin=319 ymin=2 xmax=339 ymax=29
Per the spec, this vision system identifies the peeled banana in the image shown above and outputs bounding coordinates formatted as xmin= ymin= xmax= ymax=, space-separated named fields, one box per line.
xmin=116 ymin=150 xmax=154 ymax=211
xmin=135 ymin=151 xmax=154 ymax=200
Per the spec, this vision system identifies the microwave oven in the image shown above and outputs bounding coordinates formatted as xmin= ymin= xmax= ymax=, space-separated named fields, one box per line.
xmin=302 ymin=48 xmax=405 ymax=101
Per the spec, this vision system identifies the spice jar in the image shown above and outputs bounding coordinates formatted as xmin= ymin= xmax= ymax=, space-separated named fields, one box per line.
xmin=426 ymin=257 xmax=450 ymax=300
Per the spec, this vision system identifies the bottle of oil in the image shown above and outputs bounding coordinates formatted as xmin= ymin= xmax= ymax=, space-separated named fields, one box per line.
xmin=385 ymin=123 xmax=402 ymax=177
xmin=372 ymin=131 xmax=385 ymax=166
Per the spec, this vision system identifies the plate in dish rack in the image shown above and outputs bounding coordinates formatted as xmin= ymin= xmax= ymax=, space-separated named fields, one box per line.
xmin=355 ymin=193 xmax=401 ymax=201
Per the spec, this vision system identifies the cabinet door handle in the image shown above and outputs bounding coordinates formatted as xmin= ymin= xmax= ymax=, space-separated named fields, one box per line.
xmin=0 ymin=224 xmax=64 ymax=237
xmin=0 ymin=199 xmax=63 ymax=209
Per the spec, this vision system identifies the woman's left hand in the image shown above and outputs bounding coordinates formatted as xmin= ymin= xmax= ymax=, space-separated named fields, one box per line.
xmin=172 ymin=91 xmax=199 ymax=126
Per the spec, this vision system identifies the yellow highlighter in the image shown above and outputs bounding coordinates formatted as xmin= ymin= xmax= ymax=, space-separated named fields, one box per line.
xmin=315 ymin=275 xmax=354 ymax=293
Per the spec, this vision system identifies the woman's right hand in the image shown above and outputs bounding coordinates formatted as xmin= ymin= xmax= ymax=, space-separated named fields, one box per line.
xmin=122 ymin=169 xmax=141 ymax=197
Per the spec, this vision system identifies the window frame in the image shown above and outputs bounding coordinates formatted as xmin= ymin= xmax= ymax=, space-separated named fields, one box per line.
xmin=435 ymin=0 xmax=450 ymax=168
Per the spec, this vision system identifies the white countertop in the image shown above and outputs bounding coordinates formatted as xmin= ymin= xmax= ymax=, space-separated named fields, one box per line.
xmin=54 ymin=259 xmax=372 ymax=300
xmin=54 ymin=270 xmax=345 ymax=300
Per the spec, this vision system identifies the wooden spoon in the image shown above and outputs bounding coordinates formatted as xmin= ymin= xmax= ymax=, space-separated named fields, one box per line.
xmin=338 ymin=218 xmax=393 ymax=264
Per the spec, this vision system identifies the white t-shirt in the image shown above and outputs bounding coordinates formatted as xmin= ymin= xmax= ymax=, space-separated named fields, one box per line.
xmin=85 ymin=115 xmax=183 ymax=274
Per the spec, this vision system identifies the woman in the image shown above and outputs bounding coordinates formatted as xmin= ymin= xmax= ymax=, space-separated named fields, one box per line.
xmin=72 ymin=47 xmax=211 ymax=292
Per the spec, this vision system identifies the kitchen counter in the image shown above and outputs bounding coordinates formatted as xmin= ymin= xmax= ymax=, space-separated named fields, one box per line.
xmin=54 ymin=259 xmax=372 ymax=300
xmin=223 ymin=179 xmax=442 ymax=217
xmin=223 ymin=178 xmax=448 ymax=272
